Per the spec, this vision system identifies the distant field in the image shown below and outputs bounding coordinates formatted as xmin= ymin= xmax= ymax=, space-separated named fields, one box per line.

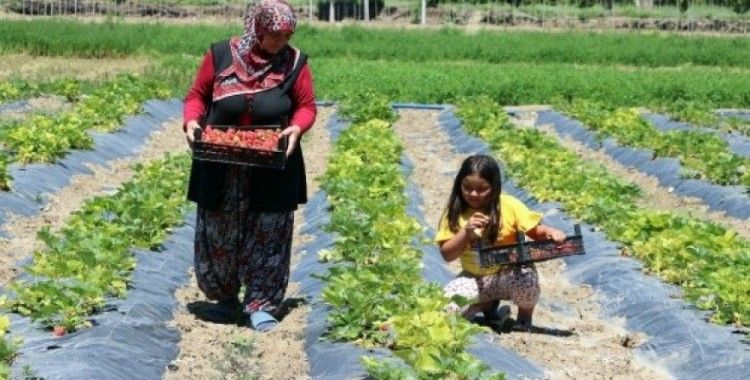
xmin=0 ymin=19 xmax=747 ymax=108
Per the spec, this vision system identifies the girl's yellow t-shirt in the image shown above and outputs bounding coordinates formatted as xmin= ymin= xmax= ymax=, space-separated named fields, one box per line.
xmin=435 ymin=194 xmax=542 ymax=276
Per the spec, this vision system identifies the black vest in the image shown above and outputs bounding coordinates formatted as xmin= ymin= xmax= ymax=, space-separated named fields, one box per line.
xmin=187 ymin=40 xmax=308 ymax=212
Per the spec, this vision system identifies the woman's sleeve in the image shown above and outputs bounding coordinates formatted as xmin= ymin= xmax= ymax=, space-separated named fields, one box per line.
xmin=290 ymin=63 xmax=317 ymax=134
xmin=182 ymin=50 xmax=214 ymax=132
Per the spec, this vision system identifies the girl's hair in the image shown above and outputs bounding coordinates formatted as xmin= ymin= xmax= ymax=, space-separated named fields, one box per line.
xmin=446 ymin=154 xmax=502 ymax=244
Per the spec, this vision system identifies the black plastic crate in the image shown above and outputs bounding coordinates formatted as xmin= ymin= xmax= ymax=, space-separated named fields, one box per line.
xmin=478 ymin=224 xmax=585 ymax=267
xmin=191 ymin=124 xmax=288 ymax=170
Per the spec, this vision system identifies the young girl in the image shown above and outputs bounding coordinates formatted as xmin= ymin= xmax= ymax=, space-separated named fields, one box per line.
xmin=435 ymin=154 xmax=565 ymax=331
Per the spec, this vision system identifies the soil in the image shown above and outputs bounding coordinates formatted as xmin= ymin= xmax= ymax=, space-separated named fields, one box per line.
xmin=0 ymin=119 xmax=188 ymax=286
xmin=0 ymin=95 xmax=71 ymax=121
xmin=163 ymin=107 xmax=333 ymax=380
xmin=392 ymin=109 xmax=672 ymax=380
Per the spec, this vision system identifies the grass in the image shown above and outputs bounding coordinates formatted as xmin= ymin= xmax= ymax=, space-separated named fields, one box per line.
xmin=0 ymin=20 xmax=748 ymax=68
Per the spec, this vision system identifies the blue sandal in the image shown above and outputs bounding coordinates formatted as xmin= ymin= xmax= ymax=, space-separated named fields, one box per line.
xmin=247 ymin=310 xmax=279 ymax=332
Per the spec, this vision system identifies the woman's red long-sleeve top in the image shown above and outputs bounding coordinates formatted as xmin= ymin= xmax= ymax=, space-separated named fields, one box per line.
xmin=183 ymin=51 xmax=317 ymax=132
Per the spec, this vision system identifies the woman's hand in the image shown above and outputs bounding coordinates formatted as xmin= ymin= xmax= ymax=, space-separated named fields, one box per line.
xmin=185 ymin=120 xmax=202 ymax=146
xmin=282 ymin=125 xmax=302 ymax=157
xmin=464 ymin=212 xmax=489 ymax=240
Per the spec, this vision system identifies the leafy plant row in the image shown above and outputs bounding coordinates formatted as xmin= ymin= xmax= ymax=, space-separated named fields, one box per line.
xmin=0 ymin=73 xmax=170 ymax=190
xmin=456 ymin=97 xmax=749 ymax=326
xmin=1 ymin=153 xmax=191 ymax=332
xmin=659 ymin=100 xmax=750 ymax=138
xmin=2 ymin=20 xmax=749 ymax=68
xmin=319 ymin=96 xmax=504 ymax=379
xmin=0 ymin=316 xmax=13 ymax=379
xmin=559 ymin=99 xmax=750 ymax=187
xmin=0 ymin=78 xmax=85 ymax=104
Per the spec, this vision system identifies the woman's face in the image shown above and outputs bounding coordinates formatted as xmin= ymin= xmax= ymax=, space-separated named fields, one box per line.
xmin=461 ymin=174 xmax=493 ymax=210
xmin=259 ymin=30 xmax=293 ymax=54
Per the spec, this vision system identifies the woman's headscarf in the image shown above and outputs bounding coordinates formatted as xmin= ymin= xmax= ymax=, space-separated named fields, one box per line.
xmin=237 ymin=0 xmax=297 ymax=58
xmin=213 ymin=0 xmax=300 ymax=102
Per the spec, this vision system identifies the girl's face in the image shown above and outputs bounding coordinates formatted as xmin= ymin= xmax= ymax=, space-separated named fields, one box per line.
xmin=461 ymin=174 xmax=493 ymax=210
xmin=259 ymin=30 xmax=293 ymax=54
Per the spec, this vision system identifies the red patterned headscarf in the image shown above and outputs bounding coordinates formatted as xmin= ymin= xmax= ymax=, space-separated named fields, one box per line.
xmin=213 ymin=0 xmax=300 ymax=102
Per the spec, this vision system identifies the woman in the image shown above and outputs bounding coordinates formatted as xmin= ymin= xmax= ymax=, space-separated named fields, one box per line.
xmin=182 ymin=0 xmax=316 ymax=332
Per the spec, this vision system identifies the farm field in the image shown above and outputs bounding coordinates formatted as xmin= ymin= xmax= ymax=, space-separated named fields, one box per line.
xmin=0 ymin=15 xmax=748 ymax=379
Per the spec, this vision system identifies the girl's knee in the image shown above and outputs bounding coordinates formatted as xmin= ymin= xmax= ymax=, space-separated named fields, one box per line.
xmin=443 ymin=277 xmax=479 ymax=299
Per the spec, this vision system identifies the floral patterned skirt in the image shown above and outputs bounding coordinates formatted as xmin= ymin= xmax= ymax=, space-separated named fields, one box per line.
xmin=194 ymin=166 xmax=294 ymax=315
xmin=443 ymin=265 xmax=540 ymax=317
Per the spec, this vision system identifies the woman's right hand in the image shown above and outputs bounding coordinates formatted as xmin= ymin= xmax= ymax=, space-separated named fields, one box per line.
xmin=185 ymin=120 xmax=202 ymax=145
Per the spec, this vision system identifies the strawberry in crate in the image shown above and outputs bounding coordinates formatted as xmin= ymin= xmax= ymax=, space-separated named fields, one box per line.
xmin=202 ymin=127 xmax=281 ymax=151
xmin=192 ymin=125 xmax=289 ymax=169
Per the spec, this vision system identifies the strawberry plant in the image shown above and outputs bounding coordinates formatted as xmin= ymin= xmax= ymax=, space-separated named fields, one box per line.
xmin=0 ymin=314 xmax=15 ymax=379
xmin=3 ymin=153 xmax=191 ymax=331
xmin=560 ymin=99 xmax=750 ymax=187
xmin=0 ymin=74 xmax=169 ymax=188
xmin=320 ymin=98 xmax=504 ymax=378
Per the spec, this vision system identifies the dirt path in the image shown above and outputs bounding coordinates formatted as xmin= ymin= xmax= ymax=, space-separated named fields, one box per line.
xmin=393 ymin=109 xmax=671 ymax=380
xmin=0 ymin=119 xmax=187 ymax=286
xmin=164 ymin=108 xmax=333 ymax=380
xmin=0 ymin=96 xmax=71 ymax=121
xmin=0 ymin=53 xmax=151 ymax=81
xmin=514 ymin=108 xmax=750 ymax=240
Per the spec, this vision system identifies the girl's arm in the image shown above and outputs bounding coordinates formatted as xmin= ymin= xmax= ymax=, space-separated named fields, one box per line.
xmin=438 ymin=228 xmax=472 ymax=262
xmin=526 ymin=223 xmax=566 ymax=243
xmin=439 ymin=212 xmax=488 ymax=262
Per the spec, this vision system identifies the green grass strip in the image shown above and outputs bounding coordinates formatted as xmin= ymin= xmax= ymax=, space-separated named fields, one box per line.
xmin=309 ymin=58 xmax=750 ymax=108
xmin=1 ymin=20 xmax=748 ymax=68
xmin=320 ymin=96 xmax=504 ymax=379
xmin=456 ymin=96 xmax=750 ymax=326
xmin=2 ymin=153 xmax=191 ymax=331
xmin=559 ymin=99 xmax=750 ymax=187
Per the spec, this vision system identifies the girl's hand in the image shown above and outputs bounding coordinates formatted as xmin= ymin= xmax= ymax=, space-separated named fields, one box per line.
xmin=282 ymin=125 xmax=302 ymax=158
xmin=548 ymin=228 xmax=566 ymax=243
xmin=464 ymin=212 xmax=489 ymax=239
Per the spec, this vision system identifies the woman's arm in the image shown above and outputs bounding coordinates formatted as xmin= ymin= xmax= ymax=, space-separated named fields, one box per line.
xmin=283 ymin=63 xmax=317 ymax=157
xmin=183 ymin=51 xmax=214 ymax=138
xmin=289 ymin=63 xmax=317 ymax=134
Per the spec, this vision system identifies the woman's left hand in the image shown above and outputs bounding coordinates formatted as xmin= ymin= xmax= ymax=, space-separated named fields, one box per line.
xmin=281 ymin=125 xmax=302 ymax=158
